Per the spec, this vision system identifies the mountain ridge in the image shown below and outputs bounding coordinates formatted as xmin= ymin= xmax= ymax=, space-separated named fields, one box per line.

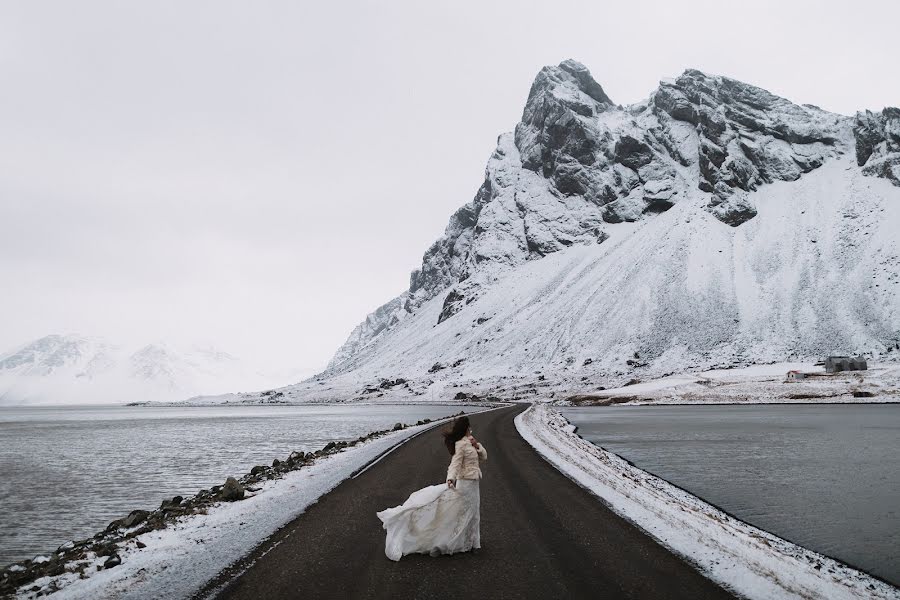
xmin=0 ymin=334 xmax=288 ymax=405
xmin=323 ymin=61 xmax=899 ymax=385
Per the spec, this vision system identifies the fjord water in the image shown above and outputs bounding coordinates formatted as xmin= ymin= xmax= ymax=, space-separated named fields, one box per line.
xmin=562 ymin=404 xmax=900 ymax=585
xmin=0 ymin=404 xmax=469 ymax=565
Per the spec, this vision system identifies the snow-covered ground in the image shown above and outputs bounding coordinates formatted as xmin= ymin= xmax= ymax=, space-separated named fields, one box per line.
xmin=13 ymin=411 xmax=489 ymax=599
xmin=557 ymin=362 xmax=900 ymax=405
xmin=515 ymin=404 xmax=900 ymax=600
xmin=185 ymin=360 xmax=900 ymax=408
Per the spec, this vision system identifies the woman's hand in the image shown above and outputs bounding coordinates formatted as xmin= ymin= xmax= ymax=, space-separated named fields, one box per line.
xmin=468 ymin=435 xmax=480 ymax=449
xmin=447 ymin=479 xmax=456 ymax=489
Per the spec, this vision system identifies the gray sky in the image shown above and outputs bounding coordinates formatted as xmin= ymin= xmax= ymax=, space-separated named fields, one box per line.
xmin=1 ymin=0 xmax=898 ymax=372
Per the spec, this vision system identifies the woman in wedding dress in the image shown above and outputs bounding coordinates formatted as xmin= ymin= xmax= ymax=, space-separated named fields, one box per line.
xmin=376 ymin=415 xmax=487 ymax=561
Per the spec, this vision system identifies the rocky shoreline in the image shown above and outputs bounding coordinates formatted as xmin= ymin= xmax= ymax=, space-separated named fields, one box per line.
xmin=0 ymin=413 xmax=466 ymax=598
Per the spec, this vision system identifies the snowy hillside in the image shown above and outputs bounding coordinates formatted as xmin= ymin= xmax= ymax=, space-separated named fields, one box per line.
xmin=0 ymin=335 xmax=291 ymax=405
xmin=205 ymin=60 xmax=900 ymax=404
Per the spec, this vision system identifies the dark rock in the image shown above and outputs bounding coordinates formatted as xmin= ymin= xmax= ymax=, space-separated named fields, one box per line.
xmin=854 ymin=107 xmax=900 ymax=186
xmin=643 ymin=196 xmax=675 ymax=214
xmin=583 ymin=358 xmax=593 ymax=366
xmin=437 ymin=289 xmax=465 ymax=324
xmin=218 ymin=477 xmax=244 ymax=502
xmin=136 ymin=541 xmax=146 ymax=549
xmin=392 ymin=422 xmax=404 ymax=431
xmin=94 ymin=542 xmax=117 ymax=557
xmin=614 ymin=135 xmax=654 ymax=170
xmin=378 ymin=378 xmax=407 ymax=389
xmin=121 ymin=510 xmax=150 ymax=528
xmin=250 ymin=465 xmax=267 ymax=476
xmin=708 ymin=194 xmax=758 ymax=227
xmin=852 ymin=390 xmax=875 ymax=398
xmin=428 ymin=362 xmax=445 ymax=373
xmin=103 ymin=555 xmax=121 ymax=569
xmin=454 ymin=391 xmax=468 ymax=400
xmin=106 ymin=519 xmax=123 ymax=532
xmin=272 ymin=459 xmax=281 ymax=467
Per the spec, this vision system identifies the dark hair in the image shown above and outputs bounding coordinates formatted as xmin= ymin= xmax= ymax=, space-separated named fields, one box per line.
xmin=442 ymin=415 xmax=470 ymax=455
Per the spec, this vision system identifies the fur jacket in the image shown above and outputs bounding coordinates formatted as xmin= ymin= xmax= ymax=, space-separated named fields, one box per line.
xmin=446 ymin=437 xmax=488 ymax=481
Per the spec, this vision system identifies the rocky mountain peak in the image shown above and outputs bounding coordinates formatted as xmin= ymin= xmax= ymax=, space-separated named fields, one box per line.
xmin=650 ymin=68 xmax=845 ymax=224
xmin=324 ymin=61 xmax=891 ymax=375
xmin=515 ymin=60 xmax=615 ymax=199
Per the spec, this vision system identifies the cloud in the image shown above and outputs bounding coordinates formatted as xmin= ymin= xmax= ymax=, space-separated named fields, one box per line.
xmin=1 ymin=0 xmax=898 ymax=374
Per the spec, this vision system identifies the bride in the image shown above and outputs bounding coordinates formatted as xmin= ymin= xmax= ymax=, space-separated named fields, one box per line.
xmin=376 ymin=415 xmax=487 ymax=561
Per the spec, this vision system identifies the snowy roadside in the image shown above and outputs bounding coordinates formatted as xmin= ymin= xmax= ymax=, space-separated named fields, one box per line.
xmin=13 ymin=410 xmax=491 ymax=600
xmin=515 ymin=403 xmax=899 ymax=600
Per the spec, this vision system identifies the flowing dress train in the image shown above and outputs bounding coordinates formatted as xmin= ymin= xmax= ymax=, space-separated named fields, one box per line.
xmin=376 ymin=479 xmax=481 ymax=561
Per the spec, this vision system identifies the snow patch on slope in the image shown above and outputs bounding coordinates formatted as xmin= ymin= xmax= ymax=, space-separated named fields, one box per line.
xmin=284 ymin=159 xmax=900 ymax=400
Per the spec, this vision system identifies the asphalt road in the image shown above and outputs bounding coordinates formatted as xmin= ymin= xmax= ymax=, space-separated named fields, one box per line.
xmin=204 ymin=404 xmax=736 ymax=599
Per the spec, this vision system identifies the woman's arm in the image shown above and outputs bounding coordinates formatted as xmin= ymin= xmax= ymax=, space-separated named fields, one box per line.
xmin=469 ymin=435 xmax=487 ymax=461
xmin=446 ymin=447 xmax=463 ymax=485
xmin=475 ymin=443 xmax=487 ymax=461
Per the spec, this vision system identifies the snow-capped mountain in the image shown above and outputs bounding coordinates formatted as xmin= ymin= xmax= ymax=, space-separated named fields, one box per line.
xmin=0 ymin=335 xmax=287 ymax=405
xmin=202 ymin=60 xmax=900 ymax=405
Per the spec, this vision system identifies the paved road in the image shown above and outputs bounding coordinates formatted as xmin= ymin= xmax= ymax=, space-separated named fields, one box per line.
xmin=204 ymin=405 xmax=736 ymax=599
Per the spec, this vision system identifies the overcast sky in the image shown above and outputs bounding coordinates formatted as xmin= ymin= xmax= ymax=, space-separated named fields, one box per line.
xmin=1 ymin=0 xmax=898 ymax=373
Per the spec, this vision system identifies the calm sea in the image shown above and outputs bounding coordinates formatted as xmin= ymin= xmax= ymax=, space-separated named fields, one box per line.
xmin=562 ymin=404 xmax=900 ymax=586
xmin=0 ymin=403 xmax=468 ymax=565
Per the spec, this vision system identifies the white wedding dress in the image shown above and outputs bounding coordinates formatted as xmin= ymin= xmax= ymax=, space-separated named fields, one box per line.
xmin=377 ymin=479 xmax=481 ymax=561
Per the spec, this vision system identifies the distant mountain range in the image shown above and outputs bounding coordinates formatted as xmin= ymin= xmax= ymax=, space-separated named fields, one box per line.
xmin=0 ymin=334 xmax=306 ymax=405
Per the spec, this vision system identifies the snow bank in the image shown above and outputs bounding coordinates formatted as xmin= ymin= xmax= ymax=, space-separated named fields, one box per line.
xmin=560 ymin=362 xmax=900 ymax=405
xmin=18 ymin=412 xmax=480 ymax=599
xmin=515 ymin=404 xmax=899 ymax=600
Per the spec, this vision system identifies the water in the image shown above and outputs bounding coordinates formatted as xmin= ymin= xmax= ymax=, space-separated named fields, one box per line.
xmin=0 ymin=403 xmax=469 ymax=565
xmin=561 ymin=404 xmax=900 ymax=585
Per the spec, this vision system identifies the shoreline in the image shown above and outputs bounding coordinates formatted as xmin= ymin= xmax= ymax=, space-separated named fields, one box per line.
xmin=1 ymin=405 xmax=504 ymax=598
xmin=515 ymin=403 xmax=900 ymax=599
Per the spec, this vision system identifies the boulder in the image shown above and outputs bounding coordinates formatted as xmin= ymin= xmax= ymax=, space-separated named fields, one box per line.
xmin=219 ymin=477 xmax=245 ymax=502
xmin=160 ymin=496 xmax=182 ymax=509
xmin=121 ymin=510 xmax=150 ymax=528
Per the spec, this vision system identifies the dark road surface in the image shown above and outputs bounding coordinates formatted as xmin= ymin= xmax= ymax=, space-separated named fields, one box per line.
xmin=204 ymin=405 xmax=736 ymax=599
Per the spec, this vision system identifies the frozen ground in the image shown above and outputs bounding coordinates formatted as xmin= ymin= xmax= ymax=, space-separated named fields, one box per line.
xmin=12 ymin=412 xmax=484 ymax=599
xmin=556 ymin=362 xmax=900 ymax=405
xmin=185 ymin=361 xmax=900 ymax=408
xmin=515 ymin=404 xmax=900 ymax=600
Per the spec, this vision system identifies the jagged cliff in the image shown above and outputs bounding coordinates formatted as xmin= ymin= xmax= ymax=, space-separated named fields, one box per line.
xmin=321 ymin=60 xmax=900 ymax=390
